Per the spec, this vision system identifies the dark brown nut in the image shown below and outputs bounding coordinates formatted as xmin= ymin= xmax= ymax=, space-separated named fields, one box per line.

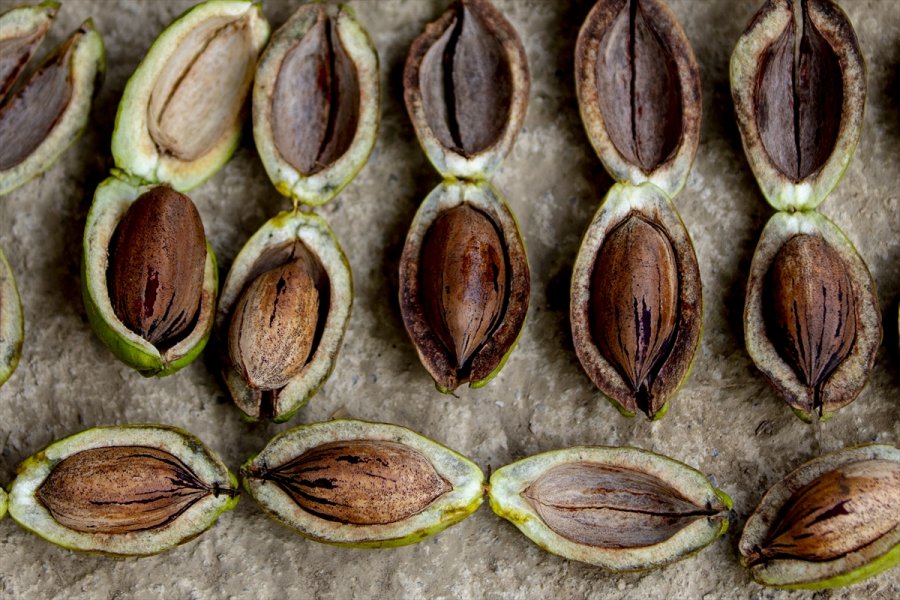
xmin=404 ymin=0 xmax=530 ymax=179
xmin=108 ymin=185 xmax=207 ymax=348
xmin=739 ymin=444 xmax=900 ymax=589
xmin=228 ymin=259 xmax=320 ymax=391
xmin=571 ymin=184 xmax=701 ymax=419
xmin=764 ymin=234 xmax=855 ymax=395
xmin=256 ymin=440 xmax=451 ymax=526
xmin=37 ymin=446 xmax=218 ymax=535
xmin=589 ymin=215 xmax=678 ymax=406
xmin=399 ymin=182 xmax=529 ymax=392
xmin=419 ymin=204 xmax=506 ymax=371
xmin=731 ymin=0 xmax=865 ymax=210
xmin=575 ymin=0 xmax=701 ymax=197
xmin=744 ymin=212 xmax=880 ymax=420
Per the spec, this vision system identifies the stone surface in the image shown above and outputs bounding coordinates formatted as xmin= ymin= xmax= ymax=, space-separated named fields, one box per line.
xmin=0 ymin=0 xmax=897 ymax=598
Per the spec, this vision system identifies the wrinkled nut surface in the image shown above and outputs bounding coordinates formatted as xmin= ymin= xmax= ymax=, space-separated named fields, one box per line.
xmin=37 ymin=446 xmax=222 ymax=535
xmin=746 ymin=459 xmax=900 ymax=566
xmin=754 ymin=0 xmax=842 ymax=181
xmin=108 ymin=186 xmax=207 ymax=347
xmin=228 ymin=259 xmax=320 ymax=391
xmin=148 ymin=15 xmax=256 ymax=162
xmin=255 ymin=440 xmax=451 ymax=525
xmin=420 ymin=204 xmax=507 ymax=371
xmin=523 ymin=462 xmax=719 ymax=549
xmin=272 ymin=5 xmax=359 ymax=176
xmin=765 ymin=234 xmax=856 ymax=410
xmin=589 ymin=215 xmax=678 ymax=416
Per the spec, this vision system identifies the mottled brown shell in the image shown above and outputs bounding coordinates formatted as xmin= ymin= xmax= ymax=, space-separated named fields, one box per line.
xmin=744 ymin=212 xmax=880 ymax=420
xmin=575 ymin=0 xmax=701 ymax=196
xmin=37 ymin=446 xmax=215 ymax=535
xmin=227 ymin=259 xmax=320 ymax=391
xmin=399 ymin=181 xmax=529 ymax=392
xmin=739 ymin=444 xmax=900 ymax=589
xmin=571 ymin=184 xmax=701 ymax=419
xmin=255 ymin=440 xmax=451 ymax=526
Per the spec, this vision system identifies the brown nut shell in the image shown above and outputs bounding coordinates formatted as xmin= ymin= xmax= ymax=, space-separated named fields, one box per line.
xmin=739 ymin=444 xmax=900 ymax=589
xmin=730 ymin=0 xmax=865 ymax=211
xmin=216 ymin=211 xmax=351 ymax=423
xmin=404 ymin=0 xmax=529 ymax=179
xmin=399 ymin=180 xmax=529 ymax=392
xmin=575 ymin=0 xmax=701 ymax=196
xmin=227 ymin=259 xmax=320 ymax=391
xmin=108 ymin=185 xmax=207 ymax=348
xmin=744 ymin=211 xmax=880 ymax=420
xmin=571 ymin=183 xmax=701 ymax=419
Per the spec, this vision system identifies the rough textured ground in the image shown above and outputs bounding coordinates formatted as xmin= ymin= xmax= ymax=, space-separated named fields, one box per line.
xmin=0 ymin=0 xmax=897 ymax=598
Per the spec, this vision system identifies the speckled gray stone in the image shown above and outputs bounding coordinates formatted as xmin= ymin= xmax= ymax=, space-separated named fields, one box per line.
xmin=0 ymin=1 xmax=896 ymax=598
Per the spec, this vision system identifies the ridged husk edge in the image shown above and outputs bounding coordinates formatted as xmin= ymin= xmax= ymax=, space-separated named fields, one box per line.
xmin=8 ymin=424 xmax=238 ymax=557
xmin=82 ymin=175 xmax=218 ymax=377
xmin=738 ymin=444 xmax=900 ymax=589
xmin=216 ymin=210 xmax=351 ymax=422
xmin=730 ymin=0 xmax=865 ymax=211
xmin=488 ymin=445 xmax=731 ymax=571
xmin=399 ymin=180 xmax=530 ymax=392
xmin=0 ymin=245 xmax=23 ymax=386
xmin=252 ymin=3 xmax=379 ymax=206
xmin=744 ymin=211 xmax=881 ymax=420
xmin=570 ymin=182 xmax=702 ymax=419
xmin=241 ymin=419 xmax=485 ymax=548
xmin=403 ymin=0 xmax=530 ymax=180
xmin=575 ymin=0 xmax=701 ymax=198
xmin=0 ymin=18 xmax=105 ymax=197
xmin=111 ymin=0 xmax=270 ymax=192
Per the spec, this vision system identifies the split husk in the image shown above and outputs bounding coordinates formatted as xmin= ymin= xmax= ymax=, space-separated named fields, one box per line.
xmin=403 ymin=0 xmax=530 ymax=179
xmin=489 ymin=445 xmax=731 ymax=571
xmin=216 ymin=211 xmax=351 ymax=422
xmin=252 ymin=2 xmax=379 ymax=206
xmin=739 ymin=444 xmax=899 ymax=589
xmin=730 ymin=0 xmax=865 ymax=211
xmin=571 ymin=183 xmax=701 ymax=419
xmin=399 ymin=180 xmax=529 ymax=392
xmin=0 ymin=245 xmax=23 ymax=387
xmin=8 ymin=424 xmax=238 ymax=557
xmin=0 ymin=2 xmax=105 ymax=196
xmin=241 ymin=419 xmax=484 ymax=547
xmin=744 ymin=211 xmax=880 ymax=420
xmin=111 ymin=0 xmax=270 ymax=191
xmin=575 ymin=0 xmax=701 ymax=197
xmin=82 ymin=176 xmax=218 ymax=377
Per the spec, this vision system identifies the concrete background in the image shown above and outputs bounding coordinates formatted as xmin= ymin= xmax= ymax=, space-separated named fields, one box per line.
xmin=0 ymin=0 xmax=897 ymax=598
